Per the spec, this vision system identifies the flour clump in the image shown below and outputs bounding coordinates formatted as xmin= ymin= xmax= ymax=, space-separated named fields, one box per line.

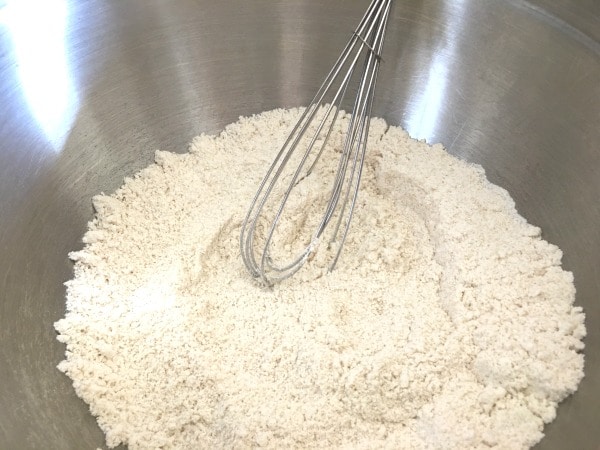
xmin=55 ymin=108 xmax=586 ymax=449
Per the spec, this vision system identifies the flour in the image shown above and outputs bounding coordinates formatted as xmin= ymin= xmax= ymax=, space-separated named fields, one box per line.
xmin=55 ymin=108 xmax=586 ymax=450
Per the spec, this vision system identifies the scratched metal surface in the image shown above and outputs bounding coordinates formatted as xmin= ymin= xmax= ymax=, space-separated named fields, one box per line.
xmin=0 ymin=1 xmax=598 ymax=448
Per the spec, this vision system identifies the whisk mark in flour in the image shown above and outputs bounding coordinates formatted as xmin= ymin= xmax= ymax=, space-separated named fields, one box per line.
xmin=55 ymin=108 xmax=585 ymax=450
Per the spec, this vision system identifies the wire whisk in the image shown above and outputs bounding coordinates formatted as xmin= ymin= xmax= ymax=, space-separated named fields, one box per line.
xmin=240 ymin=0 xmax=393 ymax=285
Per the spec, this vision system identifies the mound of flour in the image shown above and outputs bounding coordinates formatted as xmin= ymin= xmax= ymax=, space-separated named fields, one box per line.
xmin=55 ymin=108 xmax=585 ymax=449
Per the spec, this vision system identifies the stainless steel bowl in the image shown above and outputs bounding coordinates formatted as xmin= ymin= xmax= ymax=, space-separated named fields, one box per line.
xmin=0 ymin=1 xmax=598 ymax=448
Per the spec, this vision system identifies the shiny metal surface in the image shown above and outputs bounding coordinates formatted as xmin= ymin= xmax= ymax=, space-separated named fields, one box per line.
xmin=0 ymin=0 xmax=597 ymax=448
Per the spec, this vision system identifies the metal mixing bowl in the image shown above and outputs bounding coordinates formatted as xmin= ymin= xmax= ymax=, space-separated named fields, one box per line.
xmin=0 ymin=1 xmax=598 ymax=448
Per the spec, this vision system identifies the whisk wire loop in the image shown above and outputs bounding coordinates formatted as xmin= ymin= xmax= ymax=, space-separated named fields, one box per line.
xmin=240 ymin=0 xmax=393 ymax=285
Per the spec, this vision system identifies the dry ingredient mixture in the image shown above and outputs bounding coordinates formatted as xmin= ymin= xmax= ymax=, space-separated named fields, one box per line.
xmin=55 ymin=108 xmax=586 ymax=449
